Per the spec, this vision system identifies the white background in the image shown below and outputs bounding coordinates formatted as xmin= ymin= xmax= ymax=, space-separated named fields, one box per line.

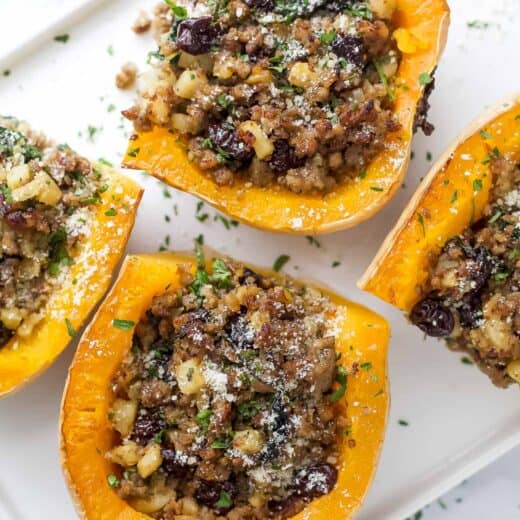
xmin=0 ymin=1 xmax=519 ymax=519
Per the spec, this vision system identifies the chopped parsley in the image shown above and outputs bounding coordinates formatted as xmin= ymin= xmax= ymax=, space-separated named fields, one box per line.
xmin=210 ymin=258 xmax=232 ymax=288
xmin=48 ymin=228 xmax=73 ymax=276
xmin=417 ymin=213 xmax=426 ymax=237
xmin=54 ymin=34 xmax=70 ymax=43
xmin=418 ymin=72 xmax=433 ymax=86
xmin=0 ymin=184 xmax=13 ymax=204
xmin=215 ymin=214 xmax=239 ymax=229
xmin=305 ymin=235 xmax=321 ymax=248
xmin=211 ymin=437 xmax=231 ymax=449
xmin=112 ymin=319 xmax=135 ymax=331
xmin=215 ymin=490 xmax=233 ymax=509
xmin=165 ymin=0 xmax=188 ymax=18
xmin=493 ymin=271 xmax=510 ymax=283
xmin=374 ymin=59 xmax=395 ymax=102
xmin=217 ymin=94 xmax=232 ymax=109
xmin=467 ymin=20 xmax=489 ymax=29
xmin=330 ymin=365 xmax=347 ymax=402
xmin=450 ymin=190 xmax=458 ymax=204
xmin=319 ymin=30 xmax=337 ymax=44
xmin=488 ymin=210 xmax=503 ymax=224
xmin=196 ymin=409 xmax=213 ymax=431
xmin=107 ymin=474 xmax=120 ymax=488
xmin=238 ymin=400 xmax=262 ymax=422
xmin=65 ymin=318 xmax=76 ymax=338
xmin=273 ymin=254 xmax=290 ymax=272
xmin=344 ymin=3 xmax=373 ymax=19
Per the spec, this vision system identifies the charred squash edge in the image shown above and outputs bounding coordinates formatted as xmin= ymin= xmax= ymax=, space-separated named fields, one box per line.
xmin=0 ymin=166 xmax=143 ymax=398
xmin=60 ymin=251 xmax=390 ymax=519
xmin=358 ymin=93 xmax=520 ymax=311
xmin=122 ymin=0 xmax=450 ymax=234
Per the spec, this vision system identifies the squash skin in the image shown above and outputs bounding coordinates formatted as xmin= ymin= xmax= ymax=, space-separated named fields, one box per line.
xmin=358 ymin=94 xmax=520 ymax=311
xmin=60 ymin=252 xmax=390 ymax=519
xmin=0 ymin=166 xmax=143 ymax=398
xmin=123 ymin=0 xmax=450 ymax=234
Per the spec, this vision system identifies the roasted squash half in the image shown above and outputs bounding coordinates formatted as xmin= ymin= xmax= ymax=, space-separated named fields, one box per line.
xmin=61 ymin=252 xmax=389 ymax=519
xmin=0 ymin=165 xmax=142 ymax=398
xmin=123 ymin=0 xmax=450 ymax=234
xmin=359 ymin=94 xmax=520 ymax=310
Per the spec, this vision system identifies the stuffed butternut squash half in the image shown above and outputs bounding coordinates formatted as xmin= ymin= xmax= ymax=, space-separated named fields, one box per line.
xmin=123 ymin=0 xmax=449 ymax=233
xmin=0 ymin=116 xmax=142 ymax=397
xmin=61 ymin=249 xmax=389 ymax=519
xmin=360 ymin=95 xmax=520 ymax=387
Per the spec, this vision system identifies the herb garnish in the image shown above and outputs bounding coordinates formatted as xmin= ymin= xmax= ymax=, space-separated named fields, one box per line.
xmin=196 ymin=409 xmax=213 ymax=431
xmin=65 ymin=318 xmax=77 ymax=338
xmin=319 ymin=30 xmax=336 ymax=44
xmin=215 ymin=490 xmax=233 ymax=509
xmin=273 ymin=254 xmax=290 ymax=272
xmin=107 ymin=474 xmax=120 ymax=488
xmin=417 ymin=213 xmax=426 ymax=237
xmin=54 ymin=34 xmax=70 ymax=43
xmin=374 ymin=59 xmax=395 ymax=101
xmin=112 ymin=319 xmax=135 ymax=331
xmin=418 ymin=72 xmax=433 ymax=86
xmin=48 ymin=228 xmax=73 ymax=275
xmin=330 ymin=365 xmax=347 ymax=402
xmin=238 ymin=400 xmax=262 ymax=422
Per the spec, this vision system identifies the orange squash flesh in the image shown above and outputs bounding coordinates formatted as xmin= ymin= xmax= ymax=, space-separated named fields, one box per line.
xmin=123 ymin=0 xmax=449 ymax=234
xmin=359 ymin=94 xmax=520 ymax=311
xmin=0 ymin=166 xmax=143 ymax=398
xmin=60 ymin=252 xmax=389 ymax=519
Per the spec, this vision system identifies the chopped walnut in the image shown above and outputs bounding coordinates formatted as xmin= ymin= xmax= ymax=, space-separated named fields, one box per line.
xmin=115 ymin=62 xmax=138 ymax=90
xmin=132 ymin=10 xmax=151 ymax=33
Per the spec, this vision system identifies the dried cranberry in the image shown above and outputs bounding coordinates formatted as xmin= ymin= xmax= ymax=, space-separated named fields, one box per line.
xmin=177 ymin=309 xmax=210 ymax=337
xmin=292 ymin=463 xmax=338 ymax=500
xmin=413 ymin=72 xmax=436 ymax=135
xmin=470 ymin=217 xmax=487 ymax=233
xmin=410 ymin=297 xmax=454 ymax=337
xmin=194 ymin=480 xmax=237 ymax=511
xmin=208 ymin=124 xmax=254 ymax=163
xmin=466 ymin=247 xmax=494 ymax=292
xmin=244 ymin=0 xmax=274 ymax=9
xmin=238 ymin=267 xmax=263 ymax=286
xmin=268 ymin=139 xmax=305 ymax=173
xmin=267 ymin=496 xmax=303 ymax=517
xmin=161 ymin=447 xmax=191 ymax=478
xmin=225 ymin=313 xmax=255 ymax=350
xmin=331 ymin=35 xmax=365 ymax=69
xmin=458 ymin=293 xmax=483 ymax=329
xmin=131 ymin=408 xmax=166 ymax=445
xmin=146 ymin=346 xmax=173 ymax=381
xmin=176 ymin=17 xmax=218 ymax=55
xmin=261 ymin=393 xmax=290 ymax=462
xmin=0 ymin=323 xmax=14 ymax=348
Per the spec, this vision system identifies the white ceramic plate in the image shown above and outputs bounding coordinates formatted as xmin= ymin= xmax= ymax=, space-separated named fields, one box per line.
xmin=0 ymin=1 xmax=518 ymax=519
